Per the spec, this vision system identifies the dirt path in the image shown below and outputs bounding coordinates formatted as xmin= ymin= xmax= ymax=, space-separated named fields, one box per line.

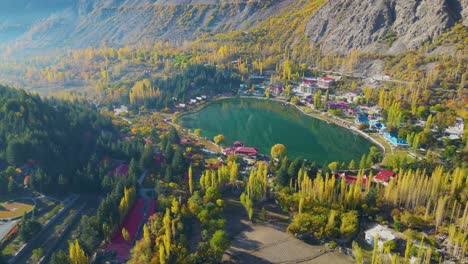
xmin=222 ymin=199 xmax=354 ymax=264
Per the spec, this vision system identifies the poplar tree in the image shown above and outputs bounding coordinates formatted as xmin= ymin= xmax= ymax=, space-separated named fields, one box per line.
xmin=188 ymin=165 xmax=193 ymax=194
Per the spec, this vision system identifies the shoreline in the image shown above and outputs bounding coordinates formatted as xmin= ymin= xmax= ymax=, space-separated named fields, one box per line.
xmin=178 ymin=95 xmax=387 ymax=156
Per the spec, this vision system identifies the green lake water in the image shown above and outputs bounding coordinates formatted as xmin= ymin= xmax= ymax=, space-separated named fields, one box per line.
xmin=179 ymin=98 xmax=375 ymax=163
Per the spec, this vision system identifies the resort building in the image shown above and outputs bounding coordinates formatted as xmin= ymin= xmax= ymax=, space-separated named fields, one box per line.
xmin=384 ymin=132 xmax=409 ymax=147
xmin=373 ymin=170 xmax=396 ymax=186
xmin=325 ymin=101 xmax=349 ymax=110
xmin=318 ymin=77 xmax=335 ymax=89
xmin=223 ymin=142 xmax=258 ymax=157
xmin=365 ymin=225 xmax=396 ymax=248
xmin=297 ymin=80 xmax=317 ymax=94
xmin=223 ymin=147 xmax=258 ymax=157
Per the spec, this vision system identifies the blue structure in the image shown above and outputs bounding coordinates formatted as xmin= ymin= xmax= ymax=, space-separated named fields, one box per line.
xmin=355 ymin=114 xmax=369 ymax=125
xmin=369 ymin=120 xmax=387 ymax=132
xmin=384 ymin=132 xmax=408 ymax=147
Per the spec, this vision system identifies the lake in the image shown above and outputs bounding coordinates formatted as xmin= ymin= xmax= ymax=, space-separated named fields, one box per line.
xmin=179 ymin=98 xmax=375 ymax=163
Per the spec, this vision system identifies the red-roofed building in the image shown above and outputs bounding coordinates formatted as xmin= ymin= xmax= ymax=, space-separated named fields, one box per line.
xmin=334 ymin=173 xmax=368 ymax=186
xmin=180 ymin=138 xmax=191 ymax=144
xmin=318 ymin=77 xmax=335 ymax=89
xmin=233 ymin=141 xmax=244 ymax=148
xmin=223 ymin=146 xmax=258 ymax=157
xmin=373 ymin=170 xmax=396 ymax=186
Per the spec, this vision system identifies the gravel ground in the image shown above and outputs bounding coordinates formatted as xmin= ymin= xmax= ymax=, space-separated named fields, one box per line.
xmin=222 ymin=198 xmax=354 ymax=264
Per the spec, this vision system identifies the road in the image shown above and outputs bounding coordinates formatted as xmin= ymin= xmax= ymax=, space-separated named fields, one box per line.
xmin=11 ymin=196 xmax=79 ymax=264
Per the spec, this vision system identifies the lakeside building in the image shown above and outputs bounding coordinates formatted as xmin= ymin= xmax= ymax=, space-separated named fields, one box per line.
xmin=223 ymin=147 xmax=258 ymax=157
xmin=296 ymin=78 xmax=318 ymax=94
xmin=325 ymin=101 xmax=349 ymax=110
xmin=223 ymin=142 xmax=258 ymax=157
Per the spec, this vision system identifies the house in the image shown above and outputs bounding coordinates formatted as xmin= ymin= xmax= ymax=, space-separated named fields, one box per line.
xmin=318 ymin=77 xmax=335 ymax=89
xmin=326 ymin=101 xmax=349 ymax=110
xmin=365 ymin=225 xmax=396 ymax=248
xmin=444 ymin=117 xmax=464 ymax=140
xmin=175 ymin=103 xmax=186 ymax=110
xmin=270 ymin=86 xmax=284 ymax=96
xmin=114 ymin=105 xmax=129 ymax=116
xmin=180 ymin=138 xmax=191 ymax=145
xmin=196 ymin=97 xmax=203 ymax=101
xmin=373 ymin=170 xmax=396 ymax=186
xmin=223 ymin=147 xmax=258 ymax=157
xmin=334 ymin=173 xmax=368 ymax=185
xmin=298 ymin=80 xmax=317 ymax=94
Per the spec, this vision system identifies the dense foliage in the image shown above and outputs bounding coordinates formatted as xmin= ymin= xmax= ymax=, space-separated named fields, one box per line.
xmin=0 ymin=85 xmax=142 ymax=193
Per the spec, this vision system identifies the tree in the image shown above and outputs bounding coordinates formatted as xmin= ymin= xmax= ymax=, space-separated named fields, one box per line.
xmin=69 ymin=239 xmax=87 ymax=264
xmin=213 ymin=134 xmax=225 ymax=145
xmin=210 ymin=230 xmax=230 ymax=252
xmin=32 ymin=248 xmax=43 ymax=263
xmin=348 ymin=159 xmax=356 ymax=170
xmin=290 ymin=96 xmax=300 ymax=105
xmin=352 ymin=241 xmax=363 ymax=264
xmin=188 ymin=165 xmax=193 ymax=194
xmin=140 ymin=145 xmax=154 ymax=170
xmin=50 ymin=250 xmax=70 ymax=264
xmin=339 ymin=211 xmax=358 ymax=240
xmin=271 ymin=144 xmax=287 ymax=159
xmin=284 ymin=85 xmax=291 ymax=97
xmin=328 ymin=162 xmax=339 ymax=172
xmin=194 ymin=128 xmax=202 ymax=137
xmin=122 ymin=227 xmax=130 ymax=241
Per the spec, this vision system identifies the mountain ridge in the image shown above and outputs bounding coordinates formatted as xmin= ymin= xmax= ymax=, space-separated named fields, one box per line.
xmin=0 ymin=0 xmax=467 ymax=55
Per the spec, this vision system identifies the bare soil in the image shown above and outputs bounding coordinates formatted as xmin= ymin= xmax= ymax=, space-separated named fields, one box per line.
xmin=222 ymin=198 xmax=354 ymax=264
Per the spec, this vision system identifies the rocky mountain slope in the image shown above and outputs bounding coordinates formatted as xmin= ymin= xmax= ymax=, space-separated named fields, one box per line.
xmin=1 ymin=0 xmax=467 ymax=54
xmin=305 ymin=0 xmax=468 ymax=54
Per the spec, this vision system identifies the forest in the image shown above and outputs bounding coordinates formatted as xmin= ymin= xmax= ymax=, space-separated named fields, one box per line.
xmin=0 ymin=85 xmax=143 ymax=194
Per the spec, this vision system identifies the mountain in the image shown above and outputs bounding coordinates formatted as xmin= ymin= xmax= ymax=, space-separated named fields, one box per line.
xmin=305 ymin=0 xmax=468 ymax=54
xmin=0 ymin=0 xmax=466 ymax=54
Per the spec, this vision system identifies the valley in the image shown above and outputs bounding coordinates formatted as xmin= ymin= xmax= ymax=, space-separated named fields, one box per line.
xmin=0 ymin=1 xmax=466 ymax=264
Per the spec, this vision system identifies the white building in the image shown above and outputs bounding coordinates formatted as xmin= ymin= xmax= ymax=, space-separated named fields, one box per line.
xmin=114 ymin=105 xmax=129 ymax=116
xmin=444 ymin=117 xmax=464 ymax=140
xmin=298 ymin=82 xmax=317 ymax=94
xmin=365 ymin=225 xmax=396 ymax=248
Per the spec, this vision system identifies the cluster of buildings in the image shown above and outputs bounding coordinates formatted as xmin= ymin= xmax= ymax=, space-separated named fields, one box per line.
xmin=175 ymin=95 xmax=208 ymax=110
xmin=295 ymin=76 xmax=336 ymax=95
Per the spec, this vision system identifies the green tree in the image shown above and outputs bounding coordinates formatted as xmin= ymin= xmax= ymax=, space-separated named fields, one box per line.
xmin=210 ymin=230 xmax=230 ymax=252
xmin=339 ymin=211 xmax=358 ymax=239
xmin=49 ymin=250 xmax=70 ymax=264
xmin=32 ymin=248 xmax=43 ymax=263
